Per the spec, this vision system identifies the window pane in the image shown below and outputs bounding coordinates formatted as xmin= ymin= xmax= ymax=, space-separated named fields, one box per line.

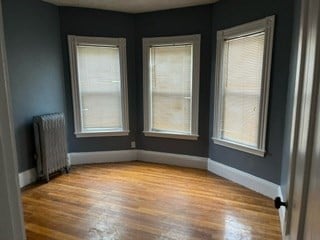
xmin=221 ymin=33 xmax=265 ymax=147
xmin=150 ymin=45 xmax=192 ymax=134
xmin=77 ymin=45 xmax=122 ymax=132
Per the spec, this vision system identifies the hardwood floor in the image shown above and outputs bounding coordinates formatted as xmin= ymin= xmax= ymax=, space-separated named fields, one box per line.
xmin=22 ymin=161 xmax=281 ymax=240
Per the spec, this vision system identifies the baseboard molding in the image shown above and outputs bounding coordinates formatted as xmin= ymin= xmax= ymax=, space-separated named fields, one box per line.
xmin=19 ymin=152 xmax=278 ymax=200
xmin=69 ymin=149 xmax=207 ymax=169
xmin=207 ymin=159 xmax=279 ymax=199
xmin=18 ymin=168 xmax=37 ymax=188
xmin=278 ymin=186 xmax=286 ymax=238
xmin=19 ymin=150 xmax=207 ymax=188
xmin=138 ymin=150 xmax=207 ymax=169
xmin=69 ymin=150 xmax=138 ymax=165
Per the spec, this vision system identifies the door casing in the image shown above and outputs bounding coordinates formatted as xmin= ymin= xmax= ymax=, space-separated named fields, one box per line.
xmin=0 ymin=0 xmax=26 ymax=239
xmin=283 ymin=0 xmax=320 ymax=238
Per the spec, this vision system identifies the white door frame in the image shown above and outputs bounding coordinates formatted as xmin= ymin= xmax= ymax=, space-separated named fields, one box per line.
xmin=303 ymin=64 xmax=320 ymax=239
xmin=283 ymin=0 xmax=306 ymax=235
xmin=0 ymin=0 xmax=26 ymax=239
xmin=283 ymin=0 xmax=320 ymax=238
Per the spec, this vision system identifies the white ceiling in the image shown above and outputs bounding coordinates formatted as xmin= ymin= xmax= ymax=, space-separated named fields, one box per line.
xmin=42 ymin=0 xmax=219 ymax=13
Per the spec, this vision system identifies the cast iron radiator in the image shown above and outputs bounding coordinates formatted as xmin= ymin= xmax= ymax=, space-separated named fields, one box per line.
xmin=33 ymin=113 xmax=69 ymax=182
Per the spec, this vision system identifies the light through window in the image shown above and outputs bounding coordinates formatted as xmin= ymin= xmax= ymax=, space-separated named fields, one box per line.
xmin=68 ymin=36 xmax=129 ymax=137
xmin=143 ymin=35 xmax=201 ymax=140
xmin=221 ymin=33 xmax=265 ymax=147
xmin=150 ymin=45 xmax=193 ymax=134
xmin=213 ymin=16 xmax=275 ymax=156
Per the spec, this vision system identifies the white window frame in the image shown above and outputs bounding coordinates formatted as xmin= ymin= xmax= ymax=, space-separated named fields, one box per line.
xmin=68 ymin=35 xmax=129 ymax=138
xmin=212 ymin=16 xmax=275 ymax=157
xmin=142 ymin=35 xmax=201 ymax=140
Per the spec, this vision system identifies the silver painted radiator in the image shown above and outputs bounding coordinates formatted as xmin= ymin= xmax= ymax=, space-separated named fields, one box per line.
xmin=33 ymin=113 xmax=69 ymax=182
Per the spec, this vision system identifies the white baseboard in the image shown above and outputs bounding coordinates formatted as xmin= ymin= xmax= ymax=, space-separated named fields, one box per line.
xmin=19 ymin=150 xmax=206 ymax=188
xmin=69 ymin=149 xmax=207 ymax=169
xmin=278 ymin=186 xmax=286 ymax=238
xmin=18 ymin=168 xmax=36 ymax=188
xmin=69 ymin=150 xmax=138 ymax=165
xmin=18 ymin=152 xmax=278 ymax=202
xmin=207 ymin=159 xmax=279 ymax=199
xmin=138 ymin=150 xmax=207 ymax=169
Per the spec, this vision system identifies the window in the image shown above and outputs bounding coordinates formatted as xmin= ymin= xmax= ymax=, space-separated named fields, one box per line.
xmin=68 ymin=36 xmax=129 ymax=137
xmin=143 ymin=35 xmax=201 ymax=140
xmin=213 ymin=16 xmax=275 ymax=156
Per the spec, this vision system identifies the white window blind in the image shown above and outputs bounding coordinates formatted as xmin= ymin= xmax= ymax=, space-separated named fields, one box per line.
xmin=221 ymin=33 xmax=265 ymax=147
xmin=150 ymin=45 xmax=193 ymax=134
xmin=77 ymin=45 xmax=123 ymax=132
xmin=143 ymin=35 xmax=200 ymax=140
xmin=68 ymin=36 xmax=129 ymax=137
xmin=213 ymin=16 xmax=275 ymax=156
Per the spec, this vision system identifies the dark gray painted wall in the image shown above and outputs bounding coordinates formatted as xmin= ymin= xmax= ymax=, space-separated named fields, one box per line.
xmin=280 ymin=0 xmax=302 ymax=198
xmin=59 ymin=7 xmax=136 ymax=152
xmin=2 ymin=0 xmax=66 ymax=172
xmin=59 ymin=6 xmax=212 ymax=157
xmin=135 ymin=5 xmax=212 ymax=157
xmin=209 ymin=0 xmax=294 ymax=183
xmin=4 ymin=0 xmax=295 ymax=180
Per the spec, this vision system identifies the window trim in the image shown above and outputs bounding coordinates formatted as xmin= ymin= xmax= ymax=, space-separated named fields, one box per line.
xmin=142 ymin=35 xmax=201 ymax=141
xmin=212 ymin=16 xmax=275 ymax=157
xmin=68 ymin=35 xmax=129 ymax=138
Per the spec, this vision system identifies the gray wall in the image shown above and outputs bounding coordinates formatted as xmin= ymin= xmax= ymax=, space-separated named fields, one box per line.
xmin=59 ymin=6 xmax=211 ymax=157
xmin=209 ymin=0 xmax=294 ymax=183
xmin=3 ymin=0 xmax=296 ymax=182
xmin=2 ymin=0 xmax=66 ymax=172
xmin=59 ymin=7 xmax=136 ymax=152
xmin=135 ymin=5 xmax=212 ymax=157
xmin=280 ymin=0 xmax=302 ymax=198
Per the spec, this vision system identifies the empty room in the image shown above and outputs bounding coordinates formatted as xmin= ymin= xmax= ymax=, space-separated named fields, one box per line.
xmin=0 ymin=0 xmax=320 ymax=239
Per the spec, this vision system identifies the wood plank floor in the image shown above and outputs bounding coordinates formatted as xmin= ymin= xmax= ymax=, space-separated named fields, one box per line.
xmin=22 ymin=161 xmax=281 ymax=240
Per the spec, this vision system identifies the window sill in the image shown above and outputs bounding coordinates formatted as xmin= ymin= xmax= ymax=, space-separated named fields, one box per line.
xmin=75 ymin=131 xmax=129 ymax=138
xmin=144 ymin=131 xmax=199 ymax=140
xmin=212 ymin=138 xmax=265 ymax=157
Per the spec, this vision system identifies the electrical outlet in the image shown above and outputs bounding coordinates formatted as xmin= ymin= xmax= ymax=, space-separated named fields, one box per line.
xmin=131 ymin=141 xmax=136 ymax=148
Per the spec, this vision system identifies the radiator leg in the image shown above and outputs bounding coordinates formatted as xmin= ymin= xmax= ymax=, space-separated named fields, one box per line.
xmin=45 ymin=174 xmax=49 ymax=183
xmin=65 ymin=166 xmax=70 ymax=174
